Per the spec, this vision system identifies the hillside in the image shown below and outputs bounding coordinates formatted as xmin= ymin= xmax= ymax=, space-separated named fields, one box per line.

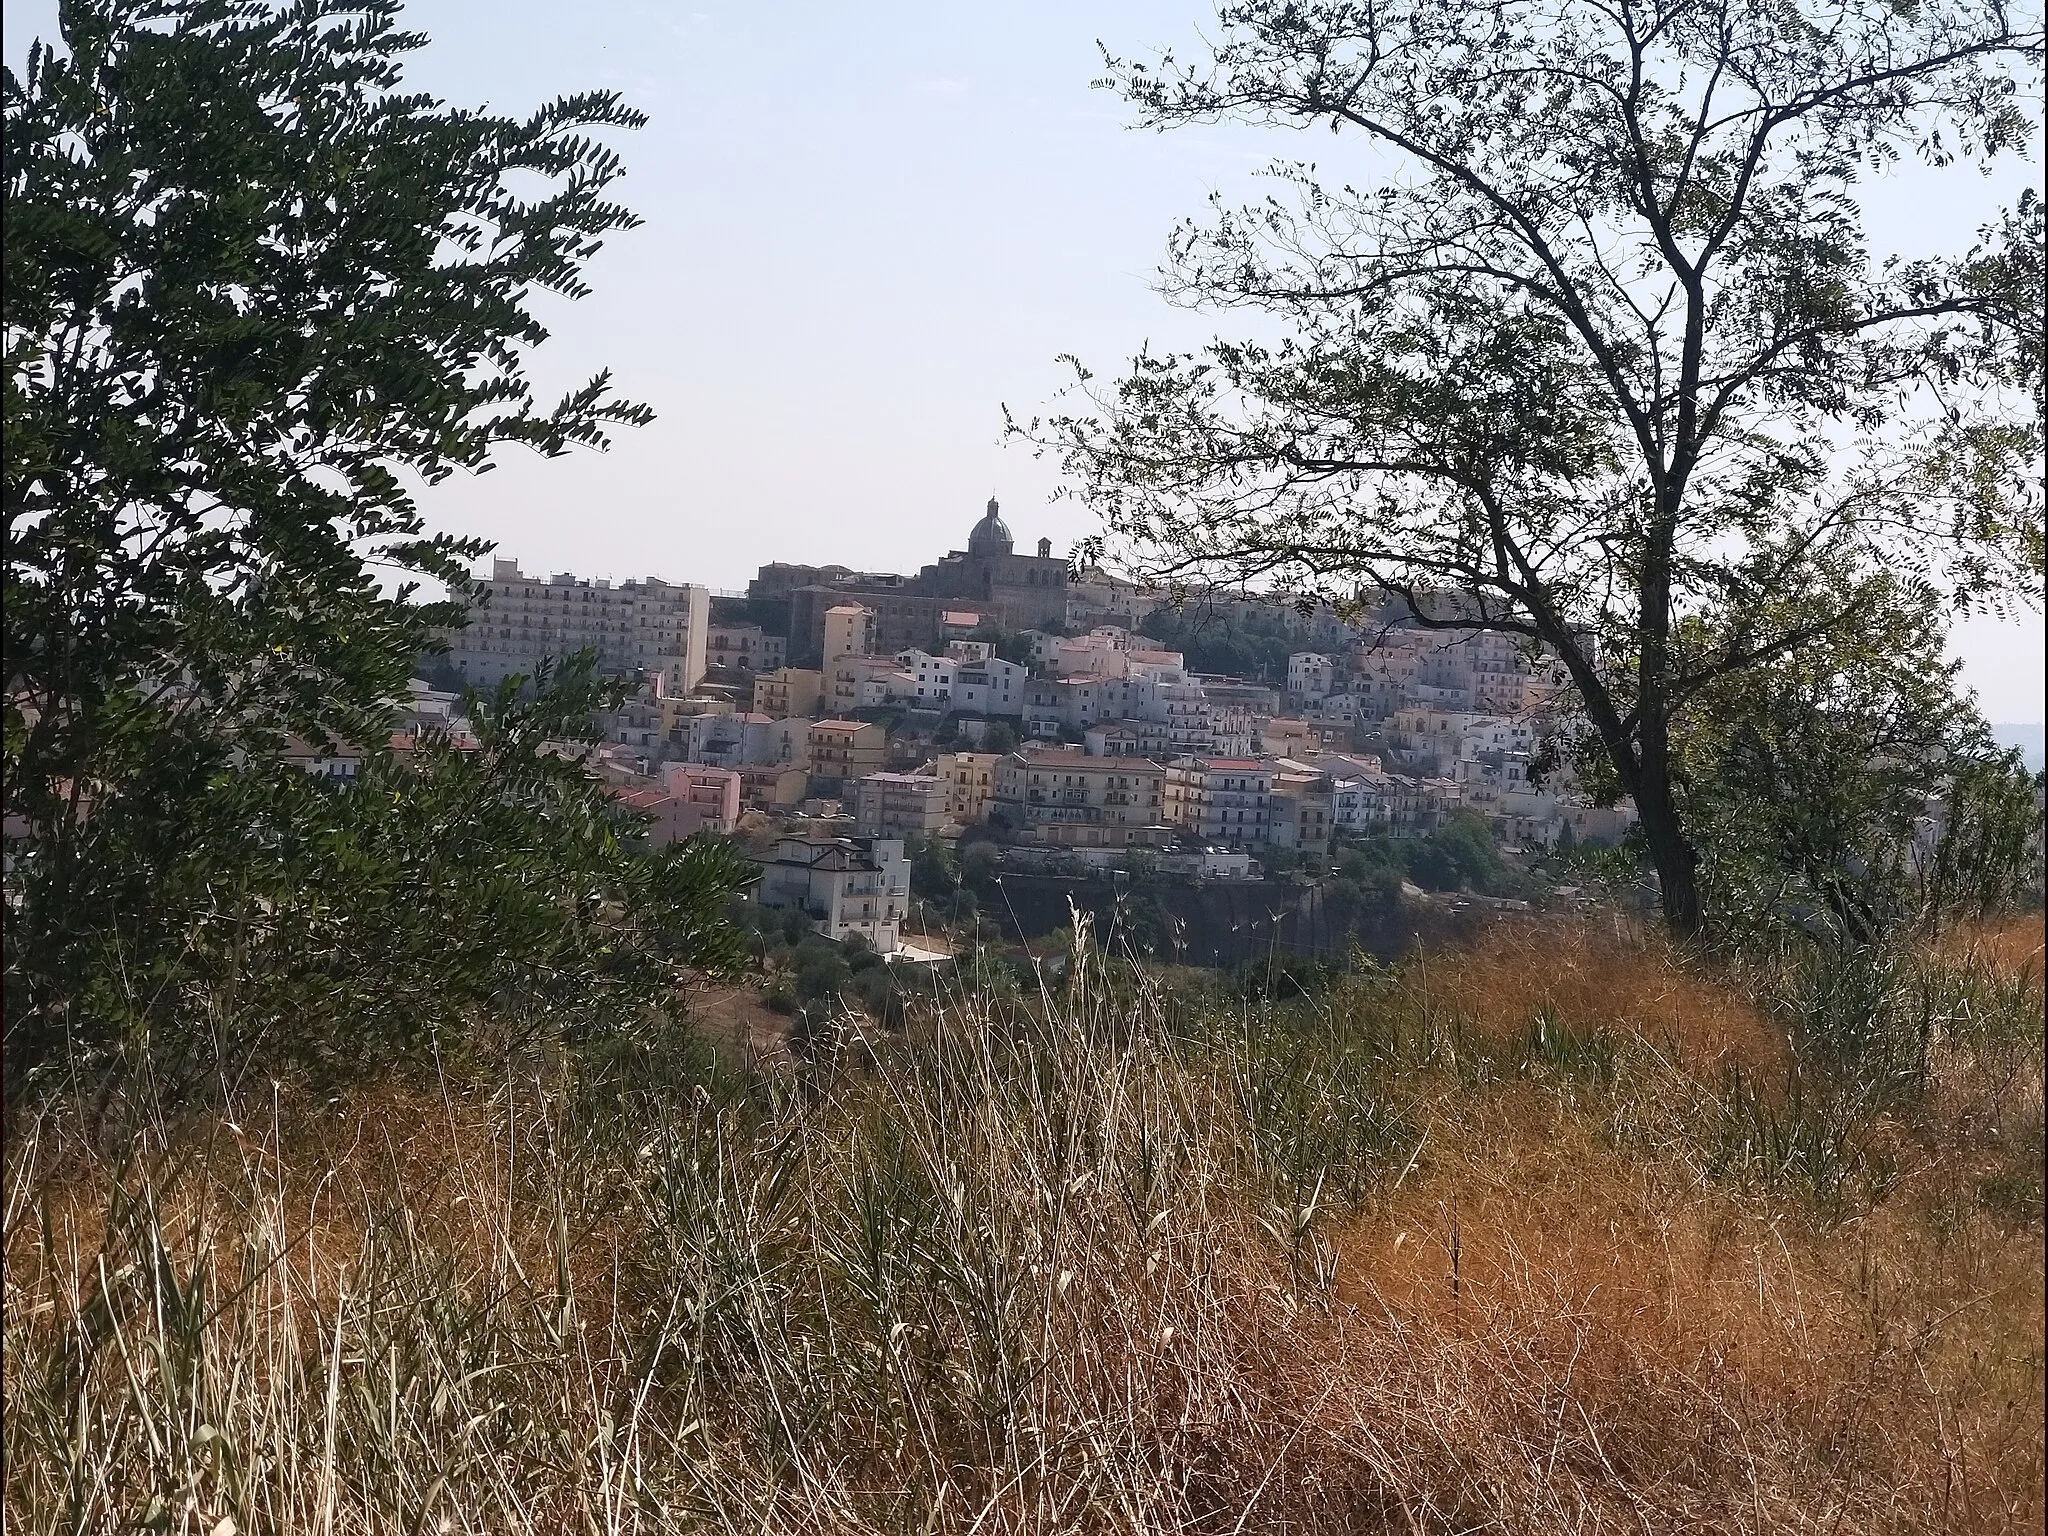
xmin=5 ymin=917 xmax=2040 ymax=1533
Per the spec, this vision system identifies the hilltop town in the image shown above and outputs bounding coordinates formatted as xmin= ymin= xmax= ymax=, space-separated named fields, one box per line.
xmin=398 ymin=497 xmax=1639 ymax=957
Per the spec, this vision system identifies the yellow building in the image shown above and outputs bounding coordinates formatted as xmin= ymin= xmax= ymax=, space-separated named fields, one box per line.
xmin=806 ymin=719 xmax=889 ymax=786
xmin=822 ymin=603 xmax=877 ymax=662
xmin=753 ymin=666 xmax=823 ymax=720
xmin=934 ymin=751 xmax=1000 ymax=825
xmin=993 ymin=748 xmax=1170 ymax=847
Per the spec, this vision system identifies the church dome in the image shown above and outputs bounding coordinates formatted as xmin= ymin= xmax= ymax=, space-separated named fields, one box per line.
xmin=968 ymin=496 xmax=1014 ymax=557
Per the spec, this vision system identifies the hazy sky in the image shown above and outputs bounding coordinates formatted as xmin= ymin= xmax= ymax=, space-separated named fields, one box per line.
xmin=6 ymin=1 xmax=2042 ymax=719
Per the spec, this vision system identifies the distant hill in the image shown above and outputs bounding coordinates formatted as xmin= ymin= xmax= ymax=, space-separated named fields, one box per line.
xmin=1990 ymin=722 xmax=2045 ymax=773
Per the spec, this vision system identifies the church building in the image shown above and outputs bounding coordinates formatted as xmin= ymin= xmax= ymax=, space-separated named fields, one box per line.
xmin=780 ymin=497 xmax=1069 ymax=665
xmin=916 ymin=498 xmax=1069 ymax=628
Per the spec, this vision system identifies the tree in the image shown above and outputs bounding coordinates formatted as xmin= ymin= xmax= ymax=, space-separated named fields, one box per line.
xmin=3 ymin=658 xmax=756 ymax=1096
xmin=1037 ymin=0 xmax=2043 ymax=936
xmin=4 ymin=1 xmax=682 ymax=1069
xmin=1669 ymin=580 xmax=2041 ymax=941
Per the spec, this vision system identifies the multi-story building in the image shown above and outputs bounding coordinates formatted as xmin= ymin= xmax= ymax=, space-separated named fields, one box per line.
xmin=1163 ymin=758 xmax=1276 ymax=847
xmin=992 ymin=749 xmax=1170 ymax=848
xmin=806 ymin=719 xmax=889 ymax=787
xmin=751 ymin=834 xmax=912 ymax=952
xmin=706 ymin=624 xmax=785 ymax=675
xmin=1270 ymin=769 xmax=1335 ymax=854
xmin=934 ymin=751 xmax=1000 ymax=824
xmin=444 ymin=559 xmax=709 ymax=695
xmin=686 ymin=711 xmax=808 ymax=770
xmin=738 ymin=764 xmax=810 ymax=810
xmin=1387 ymin=706 xmax=1489 ymax=774
xmin=852 ymin=772 xmax=950 ymax=840
xmin=752 ymin=667 xmax=823 ymax=720
xmin=902 ymin=649 xmax=1029 ymax=717
xmin=827 ymin=654 xmax=912 ymax=714
xmin=661 ymin=763 xmax=742 ymax=835
xmin=777 ymin=500 xmax=1071 ymax=664
xmin=951 ymin=655 xmax=1026 ymax=717
xmin=1331 ymin=774 xmax=1389 ymax=833
xmin=823 ymin=604 xmax=877 ymax=662
xmin=1288 ymin=652 xmax=1336 ymax=701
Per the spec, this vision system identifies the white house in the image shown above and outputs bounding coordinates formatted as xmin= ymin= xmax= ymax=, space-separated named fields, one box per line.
xmin=751 ymin=835 xmax=913 ymax=953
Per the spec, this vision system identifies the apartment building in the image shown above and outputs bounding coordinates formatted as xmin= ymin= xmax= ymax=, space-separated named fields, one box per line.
xmin=1331 ymin=774 xmax=1389 ymax=832
xmin=751 ymin=835 xmax=912 ymax=952
xmin=1270 ymin=769 xmax=1335 ymax=854
xmin=992 ymin=749 xmax=1170 ymax=848
xmin=1163 ymin=758 xmax=1276 ymax=847
xmin=827 ymin=654 xmax=912 ymax=714
xmin=806 ymin=719 xmax=889 ymax=787
xmin=738 ymin=764 xmax=810 ymax=810
xmin=752 ymin=667 xmax=823 ymax=720
xmin=686 ymin=711 xmax=808 ymax=770
xmin=934 ymin=751 xmax=999 ymax=824
xmin=823 ymin=603 xmax=877 ymax=661
xmin=660 ymin=763 xmax=742 ymax=836
xmin=899 ymin=649 xmax=1027 ymax=716
xmin=445 ymin=559 xmax=709 ymax=695
xmin=706 ymin=623 xmax=785 ymax=674
xmin=852 ymin=772 xmax=950 ymax=840
xmin=1287 ymin=652 xmax=1337 ymax=701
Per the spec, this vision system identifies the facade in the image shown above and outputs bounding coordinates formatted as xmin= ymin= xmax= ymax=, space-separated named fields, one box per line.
xmin=788 ymin=582 xmax=940 ymax=665
xmin=777 ymin=499 xmax=1070 ymax=662
xmin=1331 ymin=774 xmax=1389 ymax=832
xmin=445 ymin=559 xmax=710 ymax=695
xmin=992 ymin=749 xmax=1170 ymax=848
xmin=661 ymin=763 xmax=743 ymax=836
xmin=827 ymin=654 xmax=911 ymax=714
xmin=738 ymin=764 xmax=810 ymax=809
xmin=852 ymin=772 xmax=950 ymax=840
xmin=1163 ymin=758 xmax=1276 ymax=847
xmin=751 ymin=835 xmax=912 ymax=952
xmin=914 ymin=499 xmax=1070 ymax=632
xmin=806 ymin=719 xmax=889 ymax=786
xmin=823 ymin=604 xmax=877 ymax=662
xmin=1270 ymin=770 xmax=1335 ymax=854
xmin=1288 ymin=652 xmax=1336 ymax=701
xmin=752 ymin=667 xmax=824 ymax=720
xmin=934 ymin=751 xmax=999 ymax=824
xmin=900 ymin=649 xmax=1027 ymax=716
xmin=687 ymin=711 xmax=807 ymax=770
xmin=707 ymin=623 xmax=785 ymax=674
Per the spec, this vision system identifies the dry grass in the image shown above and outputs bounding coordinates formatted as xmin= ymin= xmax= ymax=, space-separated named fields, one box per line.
xmin=5 ymin=917 xmax=2042 ymax=1533
xmin=1392 ymin=915 xmax=1789 ymax=1073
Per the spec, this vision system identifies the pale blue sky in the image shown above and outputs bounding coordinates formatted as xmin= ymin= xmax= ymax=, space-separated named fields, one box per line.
xmin=6 ymin=1 xmax=2042 ymax=719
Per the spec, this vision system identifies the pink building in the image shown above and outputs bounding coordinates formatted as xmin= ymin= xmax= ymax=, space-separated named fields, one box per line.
xmin=613 ymin=765 xmax=743 ymax=845
xmin=663 ymin=763 xmax=743 ymax=837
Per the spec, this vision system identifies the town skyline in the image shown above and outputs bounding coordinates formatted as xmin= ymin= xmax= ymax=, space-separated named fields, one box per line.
xmin=6 ymin=0 xmax=2038 ymax=718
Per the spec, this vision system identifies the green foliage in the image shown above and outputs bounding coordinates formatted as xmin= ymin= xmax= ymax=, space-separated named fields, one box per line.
xmin=2 ymin=2 xmax=756 ymax=1098
xmin=5 ymin=659 xmax=756 ymax=1098
xmin=907 ymin=835 xmax=959 ymax=902
xmin=1667 ymin=578 xmax=2044 ymax=943
xmin=6 ymin=0 xmax=650 ymax=823
xmin=1137 ymin=604 xmax=1296 ymax=681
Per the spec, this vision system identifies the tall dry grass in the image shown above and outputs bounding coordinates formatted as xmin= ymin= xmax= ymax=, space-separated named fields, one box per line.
xmin=4 ymin=914 xmax=2041 ymax=1532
